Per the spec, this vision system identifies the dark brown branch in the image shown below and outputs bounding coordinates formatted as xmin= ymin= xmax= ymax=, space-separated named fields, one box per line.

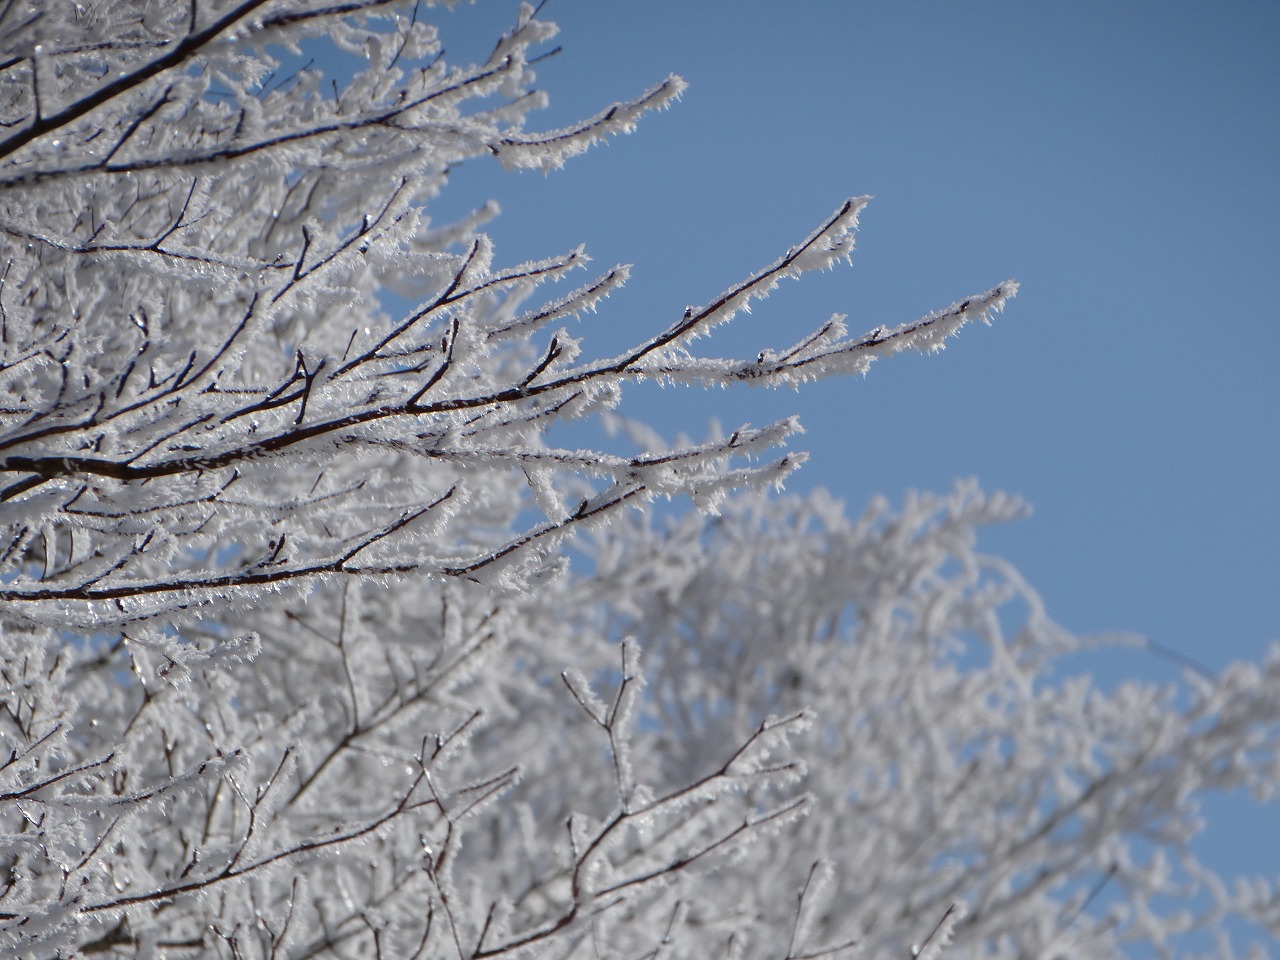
xmin=0 ymin=487 xmax=458 ymax=603
xmin=405 ymin=317 xmax=459 ymax=408
xmin=81 ymin=771 xmax=433 ymax=916
xmin=1 ymin=55 xmax=519 ymax=187
xmin=0 ymin=0 xmax=276 ymax=165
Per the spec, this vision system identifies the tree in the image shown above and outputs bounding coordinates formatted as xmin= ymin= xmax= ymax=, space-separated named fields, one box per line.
xmin=0 ymin=2 xmax=1276 ymax=958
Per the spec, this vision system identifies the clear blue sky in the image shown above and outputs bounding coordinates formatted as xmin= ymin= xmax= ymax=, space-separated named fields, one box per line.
xmin=427 ymin=0 xmax=1279 ymax=898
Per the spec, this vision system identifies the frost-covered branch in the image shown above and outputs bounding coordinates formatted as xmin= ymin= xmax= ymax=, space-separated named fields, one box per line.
xmin=4 ymin=3 xmax=1273 ymax=960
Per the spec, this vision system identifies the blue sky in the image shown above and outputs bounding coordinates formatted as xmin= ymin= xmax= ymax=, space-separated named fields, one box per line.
xmin=425 ymin=0 xmax=1278 ymax=897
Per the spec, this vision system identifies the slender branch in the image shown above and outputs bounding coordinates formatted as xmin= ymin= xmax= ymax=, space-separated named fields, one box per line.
xmin=0 ymin=0 xmax=277 ymax=164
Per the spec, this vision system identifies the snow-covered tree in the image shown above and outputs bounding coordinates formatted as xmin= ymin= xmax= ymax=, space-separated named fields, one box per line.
xmin=0 ymin=2 xmax=1276 ymax=958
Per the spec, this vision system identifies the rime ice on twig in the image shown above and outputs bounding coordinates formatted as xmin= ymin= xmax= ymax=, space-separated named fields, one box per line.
xmin=0 ymin=5 xmax=1012 ymax=625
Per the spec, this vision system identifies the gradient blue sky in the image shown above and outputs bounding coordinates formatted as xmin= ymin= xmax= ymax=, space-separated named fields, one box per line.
xmin=425 ymin=0 xmax=1278 ymax=900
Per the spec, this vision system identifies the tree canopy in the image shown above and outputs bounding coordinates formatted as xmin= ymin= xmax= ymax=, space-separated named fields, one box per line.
xmin=0 ymin=3 xmax=1276 ymax=958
